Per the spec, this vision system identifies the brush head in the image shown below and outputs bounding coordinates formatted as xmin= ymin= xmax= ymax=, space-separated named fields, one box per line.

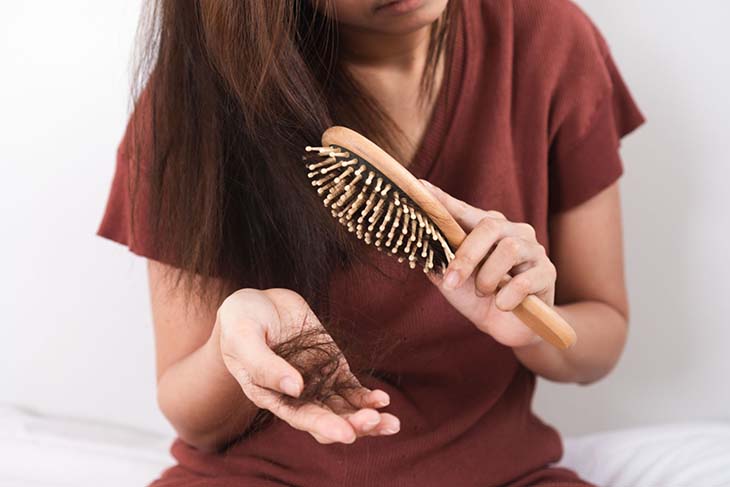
xmin=303 ymin=141 xmax=456 ymax=274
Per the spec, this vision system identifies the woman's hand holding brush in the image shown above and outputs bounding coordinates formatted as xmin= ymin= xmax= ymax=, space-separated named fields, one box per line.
xmin=419 ymin=179 xmax=557 ymax=349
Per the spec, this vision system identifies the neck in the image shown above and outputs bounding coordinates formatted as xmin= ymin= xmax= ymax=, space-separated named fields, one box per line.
xmin=339 ymin=25 xmax=432 ymax=70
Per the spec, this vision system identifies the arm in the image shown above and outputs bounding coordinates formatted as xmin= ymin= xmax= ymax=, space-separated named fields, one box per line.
xmin=420 ymin=180 xmax=628 ymax=385
xmin=148 ymin=260 xmax=258 ymax=452
xmin=513 ymin=183 xmax=629 ymax=384
xmin=148 ymin=261 xmax=399 ymax=453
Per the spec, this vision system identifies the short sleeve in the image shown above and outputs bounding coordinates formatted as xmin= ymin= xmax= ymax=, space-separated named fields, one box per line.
xmin=547 ymin=8 xmax=646 ymax=213
xmin=96 ymin=90 xmax=162 ymax=262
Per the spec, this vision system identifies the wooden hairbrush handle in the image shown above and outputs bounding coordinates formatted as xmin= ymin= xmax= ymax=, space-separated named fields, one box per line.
xmin=320 ymin=126 xmax=577 ymax=350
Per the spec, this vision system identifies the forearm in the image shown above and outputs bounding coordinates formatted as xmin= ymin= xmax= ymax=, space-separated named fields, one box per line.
xmin=156 ymin=322 xmax=259 ymax=452
xmin=513 ymin=300 xmax=628 ymax=384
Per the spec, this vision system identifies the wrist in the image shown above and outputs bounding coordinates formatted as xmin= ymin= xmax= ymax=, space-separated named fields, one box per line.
xmin=512 ymin=330 xmax=575 ymax=382
xmin=513 ymin=338 xmax=551 ymax=366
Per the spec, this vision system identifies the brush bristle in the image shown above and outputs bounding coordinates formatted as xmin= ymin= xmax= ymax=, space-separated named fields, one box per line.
xmin=304 ymin=145 xmax=455 ymax=274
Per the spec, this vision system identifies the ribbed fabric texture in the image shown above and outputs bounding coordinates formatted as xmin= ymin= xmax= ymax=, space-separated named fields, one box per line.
xmin=97 ymin=1 xmax=644 ymax=485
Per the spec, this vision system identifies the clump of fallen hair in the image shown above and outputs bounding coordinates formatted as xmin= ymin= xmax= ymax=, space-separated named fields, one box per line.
xmin=240 ymin=326 xmax=364 ymax=438
xmin=222 ymin=311 xmax=401 ymax=451
xmin=274 ymin=328 xmax=361 ymax=406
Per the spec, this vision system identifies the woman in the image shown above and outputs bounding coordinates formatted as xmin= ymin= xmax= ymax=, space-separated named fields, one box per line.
xmin=98 ymin=0 xmax=644 ymax=485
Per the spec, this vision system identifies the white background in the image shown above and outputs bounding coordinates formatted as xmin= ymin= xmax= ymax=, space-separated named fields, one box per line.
xmin=1 ymin=1 xmax=728 ymax=438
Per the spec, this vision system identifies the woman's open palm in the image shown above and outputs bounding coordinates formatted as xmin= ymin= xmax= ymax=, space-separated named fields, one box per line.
xmin=216 ymin=288 xmax=399 ymax=444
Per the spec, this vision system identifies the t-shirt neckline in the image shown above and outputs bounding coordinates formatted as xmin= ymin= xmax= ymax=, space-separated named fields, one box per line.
xmin=405 ymin=9 xmax=468 ymax=181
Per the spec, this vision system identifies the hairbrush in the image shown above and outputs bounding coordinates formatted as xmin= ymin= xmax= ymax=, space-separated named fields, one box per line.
xmin=304 ymin=126 xmax=576 ymax=349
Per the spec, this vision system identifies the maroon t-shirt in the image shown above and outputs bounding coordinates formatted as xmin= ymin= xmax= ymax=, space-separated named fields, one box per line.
xmin=97 ymin=1 xmax=645 ymax=485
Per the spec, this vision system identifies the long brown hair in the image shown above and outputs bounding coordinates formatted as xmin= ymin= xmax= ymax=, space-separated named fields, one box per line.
xmin=129 ymin=1 xmax=458 ymax=312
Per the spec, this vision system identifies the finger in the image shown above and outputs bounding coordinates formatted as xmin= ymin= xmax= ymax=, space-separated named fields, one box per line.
xmin=322 ymin=393 xmax=357 ymax=415
xmin=368 ymin=413 xmax=400 ymax=436
xmin=419 ymin=179 xmax=488 ymax=230
xmin=442 ymin=216 xmax=506 ymax=290
xmin=302 ymin=395 xmax=356 ymax=444
xmin=340 ymin=387 xmax=391 ymax=409
xmin=485 ymin=210 xmax=506 ymax=220
xmin=265 ymin=396 xmax=357 ymax=444
xmin=342 ymin=408 xmax=382 ymax=436
xmin=495 ymin=265 xmax=555 ymax=311
xmin=512 ymin=261 xmax=534 ymax=275
xmin=481 ymin=301 xmax=543 ymax=347
xmin=325 ymin=362 xmax=391 ymax=410
xmin=310 ymin=431 xmax=337 ymax=444
xmin=444 ymin=220 xmax=540 ymax=291
xmin=321 ymin=394 xmax=386 ymax=437
xmin=342 ymin=410 xmax=400 ymax=438
xmin=474 ymin=238 xmax=541 ymax=297
xmin=223 ymin=320 xmax=304 ymax=398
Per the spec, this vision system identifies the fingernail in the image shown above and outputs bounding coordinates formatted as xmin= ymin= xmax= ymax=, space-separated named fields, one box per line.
xmin=475 ymin=289 xmax=485 ymax=298
xmin=279 ymin=376 xmax=301 ymax=397
xmin=365 ymin=417 xmax=381 ymax=428
xmin=372 ymin=391 xmax=390 ymax=407
xmin=443 ymin=270 xmax=460 ymax=289
xmin=495 ymin=292 xmax=511 ymax=311
xmin=382 ymin=426 xmax=400 ymax=435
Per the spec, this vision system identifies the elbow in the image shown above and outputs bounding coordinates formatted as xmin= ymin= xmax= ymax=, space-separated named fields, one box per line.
xmin=575 ymin=359 xmax=621 ymax=385
xmin=576 ymin=316 xmax=629 ymax=386
xmin=576 ymin=371 xmax=610 ymax=386
xmin=174 ymin=427 xmax=230 ymax=454
xmin=158 ymin=407 xmax=232 ymax=454
xmin=156 ymin=386 xmax=230 ymax=454
xmin=156 ymin=385 xmax=255 ymax=453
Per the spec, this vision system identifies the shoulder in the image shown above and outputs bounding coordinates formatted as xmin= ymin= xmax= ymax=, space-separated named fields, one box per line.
xmin=494 ymin=0 xmax=617 ymax=135
xmin=471 ymin=0 xmax=614 ymax=93
xmin=511 ymin=0 xmax=608 ymax=53
xmin=509 ymin=0 xmax=611 ymax=77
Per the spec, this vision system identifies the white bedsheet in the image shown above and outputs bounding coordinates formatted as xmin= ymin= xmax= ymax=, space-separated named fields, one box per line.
xmin=0 ymin=405 xmax=172 ymax=487
xmin=561 ymin=422 xmax=730 ymax=487
xmin=1 ymin=404 xmax=729 ymax=486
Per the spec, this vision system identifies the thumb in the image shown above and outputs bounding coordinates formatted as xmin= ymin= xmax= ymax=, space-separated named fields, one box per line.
xmin=221 ymin=320 xmax=305 ymax=398
xmin=418 ymin=179 xmax=486 ymax=230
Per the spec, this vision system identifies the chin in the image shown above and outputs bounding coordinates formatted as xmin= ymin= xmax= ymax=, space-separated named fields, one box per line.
xmin=333 ymin=0 xmax=449 ymax=35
